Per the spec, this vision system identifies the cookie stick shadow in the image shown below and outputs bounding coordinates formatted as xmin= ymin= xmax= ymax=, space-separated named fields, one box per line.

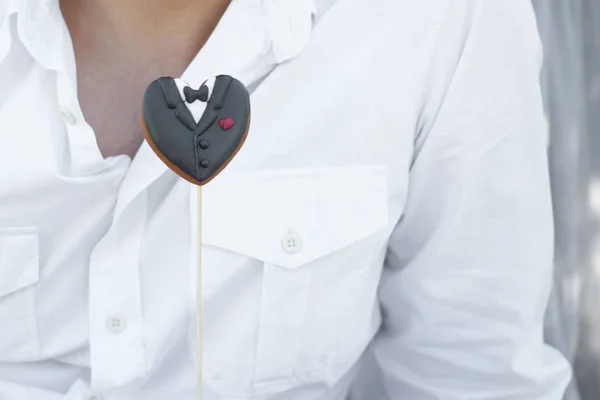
xmin=141 ymin=75 xmax=252 ymax=399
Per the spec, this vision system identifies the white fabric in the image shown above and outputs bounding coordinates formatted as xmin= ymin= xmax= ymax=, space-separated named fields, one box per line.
xmin=0 ymin=0 xmax=571 ymax=399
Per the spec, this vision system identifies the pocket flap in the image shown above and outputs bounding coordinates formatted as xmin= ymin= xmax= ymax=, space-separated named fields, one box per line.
xmin=200 ymin=166 xmax=388 ymax=269
xmin=0 ymin=227 xmax=39 ymax=296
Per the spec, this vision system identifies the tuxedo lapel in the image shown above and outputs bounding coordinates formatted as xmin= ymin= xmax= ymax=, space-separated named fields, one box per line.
xmin=157 ymin=77 xmax=198 ymax=131
xmin=195 ymin=75 xmax=233 ymax=135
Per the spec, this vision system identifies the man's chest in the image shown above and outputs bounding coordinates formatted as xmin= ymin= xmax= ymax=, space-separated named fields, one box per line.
xmin=76 ymin=77 xmax=146 ymax=160
xmin=0 ymin=1 xmax=425 ymax=394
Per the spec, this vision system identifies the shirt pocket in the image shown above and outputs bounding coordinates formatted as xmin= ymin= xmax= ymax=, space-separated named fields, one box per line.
xmin=0 ymin=227 xmax=41 ymax=361
xmin=200 ymin=165 xmax=389 ymax=397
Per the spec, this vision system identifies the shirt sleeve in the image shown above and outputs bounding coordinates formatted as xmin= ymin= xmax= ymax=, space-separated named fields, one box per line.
xmin=373 ymin=0 xmax=572 ymax=398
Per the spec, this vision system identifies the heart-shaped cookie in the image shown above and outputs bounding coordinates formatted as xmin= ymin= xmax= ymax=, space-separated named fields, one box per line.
xmin=141 ymin=75 xmax=251 ymax=186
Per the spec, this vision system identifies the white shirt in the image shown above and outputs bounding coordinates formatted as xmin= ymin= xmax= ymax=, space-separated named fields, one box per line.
xmin=0 ymin=0 xmax=571 ymax=399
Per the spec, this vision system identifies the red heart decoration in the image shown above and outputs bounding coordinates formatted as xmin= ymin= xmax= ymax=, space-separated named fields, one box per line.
xmin=218 ymin=117 xmax=234 ymax=130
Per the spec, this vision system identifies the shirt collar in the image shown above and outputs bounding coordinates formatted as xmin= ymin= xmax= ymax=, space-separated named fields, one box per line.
xmin=10 ymin=0 xmax=323 ymax=70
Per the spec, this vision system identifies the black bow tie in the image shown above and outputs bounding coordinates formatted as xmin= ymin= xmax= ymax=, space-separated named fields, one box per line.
xmin=184 ymin=85 xmax=209 ymax=103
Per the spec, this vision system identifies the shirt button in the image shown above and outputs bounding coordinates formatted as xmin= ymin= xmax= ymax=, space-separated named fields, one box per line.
xmin=105 ymin=313 xmax=128 ymax=334
xmin=60 ymin=107 xmax=78 ymax=125
xmin=281 ymin=231 xmax=302 ymax=254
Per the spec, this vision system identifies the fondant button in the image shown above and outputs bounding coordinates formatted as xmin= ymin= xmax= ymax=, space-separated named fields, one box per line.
xmin=199 ymin=139 xmax=210 ymax=149
xmin=200 ymin=159 xmax=210 ymax=168
xmin=218 ymin=117 xmax=234 ymax=130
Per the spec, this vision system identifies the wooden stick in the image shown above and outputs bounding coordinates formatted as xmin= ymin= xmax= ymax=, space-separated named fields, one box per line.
xmin=197 ymin=185 xmax=202 ymax=400
xmin=140 ymin=74 xmax=250 ymax=400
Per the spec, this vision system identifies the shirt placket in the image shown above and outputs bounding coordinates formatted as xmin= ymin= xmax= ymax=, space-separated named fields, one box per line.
xmin=54 ymin=71 xmax=122 ymax=176
xmin=19 ymin=0 xmax=121 ymax=176
xmin=88 ymin=192 xmax=149 ymax=390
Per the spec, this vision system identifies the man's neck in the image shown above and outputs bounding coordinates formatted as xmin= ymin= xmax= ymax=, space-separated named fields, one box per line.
xmin=60 ymin=0 xmax=231 ymax=74
xmin=58 ymin=0 xmax=232 ymax=159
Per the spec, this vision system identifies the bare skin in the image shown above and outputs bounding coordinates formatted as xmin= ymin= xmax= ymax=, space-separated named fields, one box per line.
xmin=60 ymin=0 xmax=231 ymax=159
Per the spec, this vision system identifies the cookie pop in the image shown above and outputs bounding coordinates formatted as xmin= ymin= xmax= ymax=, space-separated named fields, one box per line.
xmin=141 ymin=74 xmax=251 ymax=398
xmin=142 ymin=75 xmax=251 ymax=185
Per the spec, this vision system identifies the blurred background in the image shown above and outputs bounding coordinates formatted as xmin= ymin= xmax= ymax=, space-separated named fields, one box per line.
xmin=532 ymin=1 xmax=600 ymax=399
